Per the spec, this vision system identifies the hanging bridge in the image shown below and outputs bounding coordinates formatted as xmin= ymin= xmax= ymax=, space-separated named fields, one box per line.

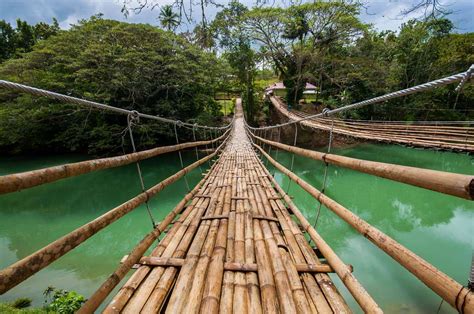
xmin=276 ymin=100 xmax=474 ymax=152
xmin=0 ymin=67 xmax=473 ymax=313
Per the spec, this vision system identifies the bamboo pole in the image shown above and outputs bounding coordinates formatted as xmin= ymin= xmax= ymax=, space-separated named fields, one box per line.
xmin=135 ymin=157 xmax=231 ymax=312
xmin=251 ymin=133 xmax=474 ymax=200
xmin=180 ymin=174 xmax=229 ymax=313
xmin=78 ymin=174 xmax=205 ymax=313
xmin=255 ymin=156 xmax=353 ymax=313
xmin=251 ymin=155 xmax=350 ymax=313
xmin=255 ymin=143 xmax=473 ymax=312
xmin=95 ymin=158 xmax=224 ymax=313
xmin=121 ymin=163 xmax=226 ymax=312
xmin=200 ymin=159 xmax=233 ymax=313
xmin=0 ymin=128 xmax=230 ymax=195
xmin=0 ymin=137 xmax=228 ymax=295
xmin=233 ymin=164 xmax=251 ymax=313
xmin=246 ymin=167 xmax=298 ymax=313
xmin=241 ymin=156 xmax=263 ymax=313
xmin=248 ymin=165 xmax=310 ymax=313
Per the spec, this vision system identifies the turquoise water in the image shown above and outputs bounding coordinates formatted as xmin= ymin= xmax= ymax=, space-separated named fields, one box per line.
xmin=268 ymin=144 xmax=473 ymax=313
xmin=0 ymin=144 xmax=472 ymax=313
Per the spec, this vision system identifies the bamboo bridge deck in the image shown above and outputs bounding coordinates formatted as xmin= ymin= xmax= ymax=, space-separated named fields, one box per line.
xmin=104 ymin=100 xmax=357 ymax=313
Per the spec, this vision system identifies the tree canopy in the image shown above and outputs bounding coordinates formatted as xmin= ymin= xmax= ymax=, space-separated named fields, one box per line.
xmin=0 ymin=17 xmax=226 ymax=155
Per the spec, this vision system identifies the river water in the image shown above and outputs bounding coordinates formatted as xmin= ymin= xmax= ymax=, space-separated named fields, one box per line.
xmin=0 ymin=145 xmax=472 ymax=313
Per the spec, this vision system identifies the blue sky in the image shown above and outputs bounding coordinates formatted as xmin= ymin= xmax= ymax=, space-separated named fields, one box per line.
xmin=0 ymin=0 xmax=473 ymax=33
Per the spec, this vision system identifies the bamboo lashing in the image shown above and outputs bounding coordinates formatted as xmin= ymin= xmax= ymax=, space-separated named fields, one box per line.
xmin=0 ymin=137 xmax=229 ymax=295
xmin=122 ymin=255 xmax=346 ymax=273
xmin=0 ymin=128 xmax=230 ymax=195
xmin=253 ymin=142 xmax=474 ymax=312
xmin=250 ymin=132 xmax=474 ymax=200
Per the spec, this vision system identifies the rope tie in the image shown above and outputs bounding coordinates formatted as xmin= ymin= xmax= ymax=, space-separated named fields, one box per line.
xmin=455 ymin=64 xmax=474 ymax=93
xmin=314 ymin=113 xmax=335 ymax=228
xmin=453 ymin=64 xmax=474 ymax=109
xmin=174 ymin=122 xmax=191 ymax=192
xmin=126 ymin=112 xmax=157 ymax=229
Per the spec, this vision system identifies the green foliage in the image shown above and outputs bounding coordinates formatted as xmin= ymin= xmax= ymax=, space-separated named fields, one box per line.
xmin=320 ymin=18 xmax=473 ymax=121
xmin=211 ymin=1 xmax=259 ymax=124
xmin=244 ymin=2 xmax=366 ymax=106
xmin=0 ymin=16 xmax=226 ymax=155
xmin=44 ymin=288 xmax=85 ymax=313
xmin=11 ymin=298 xmax=32 ymax=309
xmin=0 ymin=18 xmax=59 ymax=62
xmin=159 ymin=5 xmax=180 ymax=31
xmin=0 ymin=303 xmax=47 ymax=313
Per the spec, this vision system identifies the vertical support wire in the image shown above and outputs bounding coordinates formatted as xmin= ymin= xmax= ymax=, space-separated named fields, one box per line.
xmin=314 ymin=111 xmax=335 ymax=228
xmin=203 ymin=128 xmax=212 ymax=168
xmin=174 ymin=122 xmax=191 ymax=192
xmin=272 ymin=126 xmax=281 ymax=177
xmin=286 ymin=122 xmax=298 ymax=194
xmin=127 ymin=111 xmax=157 ymax=228
xmin=266 ymin=128 xmax=273 ymax=168
xmin=192 ymin=124 xmax=203 ymax=174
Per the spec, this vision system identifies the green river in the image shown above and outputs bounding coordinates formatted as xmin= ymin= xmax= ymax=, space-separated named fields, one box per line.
xmin=0 ymin=144 xmax=472 ymax=313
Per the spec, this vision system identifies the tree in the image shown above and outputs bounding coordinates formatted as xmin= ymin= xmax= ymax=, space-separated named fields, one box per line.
xmin=244 ymin=2 xmax=366 ymax=106
xmin=0 ymin=17 xmax=225 ymax=155
xmin=159 ymin=5 xmax=180 ymax=31
xmin=0 ymin=18 xmax=59 ymax=62
xmin=212 ymin=1 xmax=258 ymax=123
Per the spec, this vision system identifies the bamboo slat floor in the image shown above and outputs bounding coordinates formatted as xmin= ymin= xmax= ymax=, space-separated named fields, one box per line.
xmin=105 ymin=99 xmax=359 ymax=313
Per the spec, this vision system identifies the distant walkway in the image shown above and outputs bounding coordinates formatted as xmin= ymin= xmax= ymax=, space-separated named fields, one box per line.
xmin=271 ymin=97 xmax=474 ymax=152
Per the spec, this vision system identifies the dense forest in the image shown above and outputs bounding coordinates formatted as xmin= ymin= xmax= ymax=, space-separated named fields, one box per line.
xmin=0 ymin=1 xmax=472 ymax=155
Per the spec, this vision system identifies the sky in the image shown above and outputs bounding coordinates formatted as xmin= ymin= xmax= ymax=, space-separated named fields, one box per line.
xmin=0 ymin=0 xmax=473 ymax=33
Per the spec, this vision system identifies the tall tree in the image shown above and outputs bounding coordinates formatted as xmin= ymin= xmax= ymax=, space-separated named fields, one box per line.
xmin=212 ymin=1 xmax=258 ymax=123
xmin=159 ymin=5 xmax=180 ymax=31
xmin=244 ymin=2 xmax=366 ymax=106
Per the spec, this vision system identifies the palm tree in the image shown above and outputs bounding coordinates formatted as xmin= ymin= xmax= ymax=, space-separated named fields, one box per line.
xmin=159 ymin=5 xmax=180 ymax=32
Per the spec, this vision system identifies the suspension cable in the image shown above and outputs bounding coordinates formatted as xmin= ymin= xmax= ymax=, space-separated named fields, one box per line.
xmin=127 ymin=111 xmax=157 ymax=228
xmin=174 ymin=122 xmax=191 ymax=192
xmin=314 ymin=109 xmax=335 ymax=228
xmin=0 ymin=80 xmax=229 ymax=131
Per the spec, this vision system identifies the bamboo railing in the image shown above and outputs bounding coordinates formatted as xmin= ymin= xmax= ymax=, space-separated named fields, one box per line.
xmin=251 ymin=139 xmax=473 ymax=312
xmin=251 ymin=133 xmax=474 ymax=200
xmin=0 ymin=128 xmax=230 ymax=194
xmin=270 ymin=97 xmax=474 ymax=151
xmin=0 ymin=135 xmax=229 ymax=294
